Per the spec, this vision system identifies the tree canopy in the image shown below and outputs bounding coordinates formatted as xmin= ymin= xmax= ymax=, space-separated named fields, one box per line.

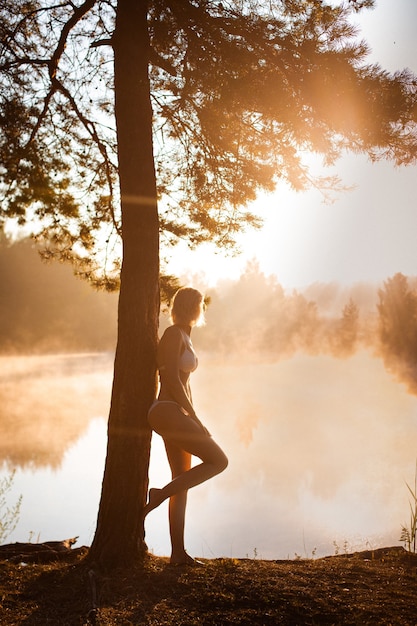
xmin=1 ymin=0 xmax=416 ymax=286
xmin=0 ymin=236 xmax=117 ymax=351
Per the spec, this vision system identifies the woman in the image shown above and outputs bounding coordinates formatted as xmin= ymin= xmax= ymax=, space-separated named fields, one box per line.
xmin=145 ymin=287 xmax=228 ymax=565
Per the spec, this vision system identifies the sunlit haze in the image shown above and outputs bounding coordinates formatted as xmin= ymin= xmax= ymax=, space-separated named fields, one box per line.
xmin=167 ymin=0 xmax=417 ymax=289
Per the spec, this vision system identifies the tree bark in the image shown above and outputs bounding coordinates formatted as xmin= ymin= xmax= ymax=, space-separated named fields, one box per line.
xmin=88 ymin=0 xmax=159 ymax=568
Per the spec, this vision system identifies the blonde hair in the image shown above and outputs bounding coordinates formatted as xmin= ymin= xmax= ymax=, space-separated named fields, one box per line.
xmin=170 ymin=287 xmax=205 ymax=327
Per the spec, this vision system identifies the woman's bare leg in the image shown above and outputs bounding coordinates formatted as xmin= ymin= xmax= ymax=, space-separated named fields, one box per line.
xmin=145 ymin=404 xmax=228 ymax=518
xmin=164 ymin=441 xmax=191 ymax=563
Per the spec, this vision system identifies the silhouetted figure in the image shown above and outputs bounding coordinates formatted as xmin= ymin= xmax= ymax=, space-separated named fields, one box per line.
xmin=145 ymin=287 xmax=228 ymax=565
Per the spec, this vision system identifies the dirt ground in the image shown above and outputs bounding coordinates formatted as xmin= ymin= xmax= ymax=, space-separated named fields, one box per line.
xmin=1 ymin=545 xmax=417 ymax=625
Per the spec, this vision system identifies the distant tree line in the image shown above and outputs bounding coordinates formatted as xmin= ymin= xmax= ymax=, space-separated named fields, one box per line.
xmin=197 ymin=263 xmax=363 ymax=360
xmin=0 ymin=237 xmax=117 ymax=353
xmin=197 ymin=266 xmax=417 ymax=392
xmin=377 ymin=273 xmax=417 ymax=393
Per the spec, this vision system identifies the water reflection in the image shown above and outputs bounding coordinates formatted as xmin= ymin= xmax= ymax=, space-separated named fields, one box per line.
xmin=1 ymin=352 xmax=416 ymax=558
xmin=0 ymin=353 xmax=113 ymax=468
xmin=2 ymin=418 xmax=107 ymax=545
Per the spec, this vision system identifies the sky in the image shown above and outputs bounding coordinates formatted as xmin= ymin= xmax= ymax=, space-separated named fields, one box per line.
xmin=168 ymin=0 xmax=417 ymax=289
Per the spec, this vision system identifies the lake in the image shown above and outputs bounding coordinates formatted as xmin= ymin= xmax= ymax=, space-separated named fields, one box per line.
xmin=1 ymin=351 xmax=416 ymax=559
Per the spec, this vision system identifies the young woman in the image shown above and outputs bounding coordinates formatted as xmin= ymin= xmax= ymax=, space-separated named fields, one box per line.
xmin=145 ymin=287 xmax=228 ymax=565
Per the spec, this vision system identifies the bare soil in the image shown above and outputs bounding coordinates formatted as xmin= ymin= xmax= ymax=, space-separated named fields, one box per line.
xmin=1 ymin=546 xmax=417 ymax=625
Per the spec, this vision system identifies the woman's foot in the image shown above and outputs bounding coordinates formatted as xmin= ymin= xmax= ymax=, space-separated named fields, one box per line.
xmin=143 ymin=488 xmax=164 ymax=517
xmin=170 ymin=551 xmax=205 ymax=567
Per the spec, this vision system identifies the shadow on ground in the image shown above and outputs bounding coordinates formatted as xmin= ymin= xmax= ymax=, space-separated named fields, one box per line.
xmin=1 ymin=546 xmax=417 ymax=625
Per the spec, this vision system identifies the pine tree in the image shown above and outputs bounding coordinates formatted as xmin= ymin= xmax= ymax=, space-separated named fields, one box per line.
xmin=1 ymin=0 xmax=417 ymax=566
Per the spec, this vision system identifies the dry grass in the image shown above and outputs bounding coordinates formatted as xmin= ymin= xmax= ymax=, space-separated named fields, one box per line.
xmin=1 ymin=546 xmax=417 ymax=625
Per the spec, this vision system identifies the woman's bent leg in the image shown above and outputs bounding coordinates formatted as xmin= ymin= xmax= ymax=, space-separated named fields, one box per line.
xmin=145 ymin=404 xmax=228 ymax=516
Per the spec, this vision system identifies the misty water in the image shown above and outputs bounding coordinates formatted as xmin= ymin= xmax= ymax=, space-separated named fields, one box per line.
xmin=1 ymin=350 xmax=416 ymax=559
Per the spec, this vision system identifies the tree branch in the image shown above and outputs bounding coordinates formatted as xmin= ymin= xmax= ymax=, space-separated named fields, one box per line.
xmin=0 ymin=57 xmax=49 ymax=71
xmin=49 ymin=0 xmax=98 ymax=81
xmin=52 ymin=75 xmax=120 ymax=233
xmin=20 ymin=0 xmax=120 ymax=233
xmin=90 ymin=37 xmax=113 ymax=48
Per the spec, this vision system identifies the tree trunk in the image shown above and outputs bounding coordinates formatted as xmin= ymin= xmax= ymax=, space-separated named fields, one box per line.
xmin=88 ymin=0 xmax=159 ymax=568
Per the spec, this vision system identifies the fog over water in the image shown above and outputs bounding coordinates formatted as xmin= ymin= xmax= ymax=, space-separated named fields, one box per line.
xmin=1 ymin=348 xmax=416 ymax=559
xmin=0 ymin=353 xmax=112 ymax=468
xmin=157 ymin=351 xmax=417 ymax=559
